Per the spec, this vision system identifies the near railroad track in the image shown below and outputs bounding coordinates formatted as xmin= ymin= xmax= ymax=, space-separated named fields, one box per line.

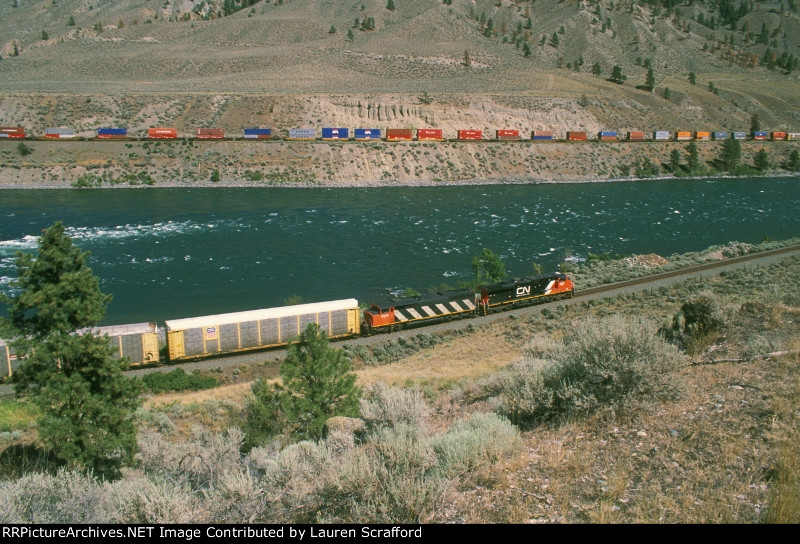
xmin=1 ymin=244 xmax=799 ymax=397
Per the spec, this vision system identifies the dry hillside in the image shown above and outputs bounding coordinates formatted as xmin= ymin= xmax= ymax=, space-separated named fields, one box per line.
xmin=1 ymin=0 xmax=799 ymax=186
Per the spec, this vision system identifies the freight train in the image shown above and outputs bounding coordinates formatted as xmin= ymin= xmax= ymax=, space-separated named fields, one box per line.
xmin=0 ymin=272 xmax=574 ymax=376
xmin=2 ymin=125 xmax=798 ymax=142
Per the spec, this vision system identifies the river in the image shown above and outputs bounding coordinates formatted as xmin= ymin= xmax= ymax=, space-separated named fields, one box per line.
xmin=1 ymin=177 xmax=798 ymax=325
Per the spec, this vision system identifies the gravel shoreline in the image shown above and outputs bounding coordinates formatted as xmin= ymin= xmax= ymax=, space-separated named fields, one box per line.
xmin=1 ymin=171 xmax=795 ymax=190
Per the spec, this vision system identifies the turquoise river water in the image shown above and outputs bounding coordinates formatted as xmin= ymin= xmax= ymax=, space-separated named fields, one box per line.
xmin=1 ymin=177 xmax=798 ymax=325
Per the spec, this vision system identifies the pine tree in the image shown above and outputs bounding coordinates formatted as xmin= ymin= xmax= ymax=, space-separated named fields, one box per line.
xmin=645 ymin=68 xmax=655 ymax=91
xmin=243 ymin=323 xmax=360 ymax=446
xmin=610 ymin=65 xmax=625 ymax=84
xmin=688 ymin=72 xmax=697 ymax=85
xmin=386 ymin=0 xmax=396 ymax=10
xmin=754 ymin=148 xmax=770 ymax=171
xmin=720 ymin=138 xmax=741 ymax=172
xmin=0 ymin=222 xmax=141 ymax=478
xmin=669 ymin=149 xmax=682 ymax=173
xmin=592 ymin=62 xmax=602 ymax=77
xmin=523 ymin=41 xmax=532 ymax=58
xmin=750 ymin=113 xmax=761 ymax=132
xmin=687 ymin=141 xmax=700 ymax=172
xmin=472 ymin=248 xmax=506 ymax=284
xmin=787 ymin=149 xmax=800 ymax=172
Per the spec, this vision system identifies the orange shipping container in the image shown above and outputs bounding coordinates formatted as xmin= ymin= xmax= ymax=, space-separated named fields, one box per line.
xmin=495 ymin=129 xmax=519 ymax=140
xmin=695 ymin=131 xmax=711 ymax=141
xmin=386 ymin=129 xmax=413 ymax=141
xmin=417 ymin=128 xmax=443 ymax=140
xmin=771 ymin=131 xmax=787 ymax=140
xmin=627 ymin=131 xmax=645 ymax=141
xmin=675 ymin=131 xmax=692 ymax=141
xmin=148 ymin=127 xmax=178 ymax=139
xmin=457 ymin=130 xmax=482 ymax=140
xmin=567 ymin=131 xmax=588 ymax=141
xmin=196 ymin=128 xmax=225 ymax=139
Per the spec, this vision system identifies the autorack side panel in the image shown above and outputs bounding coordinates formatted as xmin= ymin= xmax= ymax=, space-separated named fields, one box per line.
xmin=0 ymin=338 xmax=10 ymax=379
xmin=165 ymin=299 xmax=360 ymax=360
xmin=93 ymin=322 xmax=159 ymax=365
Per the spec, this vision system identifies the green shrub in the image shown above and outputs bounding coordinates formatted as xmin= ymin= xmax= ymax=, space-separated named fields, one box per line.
xmin=495 ymin=317 xmax=685 ymax=427
xmin=141 ymin=369 xmax=218 ymax=394
xmin=660 ymin=294 xmax=726 ymax=353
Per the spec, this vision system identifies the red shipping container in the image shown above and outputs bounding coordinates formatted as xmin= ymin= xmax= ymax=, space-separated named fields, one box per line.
xmin=567 ymin=131 xmax=587 ymax=141
xmin=196 ymin=128 xmax=225 ymax=139
xmin=417 ymin=128 xmax=443 ymax=140
xmin=627 ymin=131 xmax=645 ymax=141
xmin=386 ymin=129 xmax=413 ymax=141
xmin=0 ymin=126 xmax=25 ymax=138
xmin=496 ymin=129 xmax=519 ymax=140
xmin=771 ymin=131 xmax=787 ymax=140
xmin=457 ymin=130 xmax=482 ymax=140
xmin=148 ymin=127 xmax=178 ymax=139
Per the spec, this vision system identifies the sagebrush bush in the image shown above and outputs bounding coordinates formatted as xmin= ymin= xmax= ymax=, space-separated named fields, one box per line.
xmin=360 ymin=382 xmax=432 ymax=433
xmin=429 ymin=413 xmax=520 ymax=477
xmin=137 ymin=427 xmax=244 ymax=491
xmin=111 ymin=476 xmax=200 ymax=524
xmin=0 ymin=469 xmax=113 ymax=523
xmin=495 ymin=317 xmax=686 ymax=427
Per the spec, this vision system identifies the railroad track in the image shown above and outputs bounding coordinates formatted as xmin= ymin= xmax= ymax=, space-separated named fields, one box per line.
xmin=2 ymin=244 xmax=799 ymax=397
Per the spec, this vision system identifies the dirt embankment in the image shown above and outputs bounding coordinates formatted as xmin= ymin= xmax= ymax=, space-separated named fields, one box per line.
xmin=0 ymin=137 xmax=793 ymax=189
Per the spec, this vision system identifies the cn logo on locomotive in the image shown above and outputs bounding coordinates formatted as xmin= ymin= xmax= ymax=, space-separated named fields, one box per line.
xmin=516 ymin=286 xmax=531 ymax=297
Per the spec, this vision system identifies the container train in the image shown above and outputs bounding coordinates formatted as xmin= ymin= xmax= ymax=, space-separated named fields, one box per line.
xmin=2 ymin=125 xmax=798 ymax=143
xmin=0 ymin=272 xmax=574 ymax=376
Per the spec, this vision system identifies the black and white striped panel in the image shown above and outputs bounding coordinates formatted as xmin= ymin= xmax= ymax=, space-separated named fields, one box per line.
xmin=393 ymin=297 xmax=475 ymax=323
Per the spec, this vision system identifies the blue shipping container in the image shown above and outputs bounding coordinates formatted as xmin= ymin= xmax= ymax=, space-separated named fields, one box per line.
xmin=322 ymin=128 xmax=349 ymax=139
xmin=244 ymin=128 xmax=272 ymax=137
xmin=98 ymin=127 xmax=127 ymax=136
xmin=532 ymin=134 xmax=554 ymax=140
xmin=752 ymin=131 xmax=768 ymax=139
xmin=732 ymin=132 xmax=747 ymax=140
xmin=354 ymin=128 xmax=381 ymax=140
xmin=712 ymin=132 xmax=728 ymax=140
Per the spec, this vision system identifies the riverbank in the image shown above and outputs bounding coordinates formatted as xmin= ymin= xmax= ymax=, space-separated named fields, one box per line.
xmin=1 ymin=138 xmax=797 ymax=189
